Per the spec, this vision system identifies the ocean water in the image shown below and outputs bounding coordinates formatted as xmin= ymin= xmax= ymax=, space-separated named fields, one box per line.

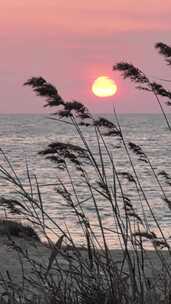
xmin=0 ymin=113 xmax=171 ymax=248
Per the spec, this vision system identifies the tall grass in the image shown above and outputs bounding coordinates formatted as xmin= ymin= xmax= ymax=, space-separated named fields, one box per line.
xmin=0 ymin=43 xmax=171 ymax=303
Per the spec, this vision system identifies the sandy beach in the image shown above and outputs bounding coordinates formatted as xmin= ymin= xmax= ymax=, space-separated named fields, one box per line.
xmin=0 ymin=234 xmax=171 ymax=301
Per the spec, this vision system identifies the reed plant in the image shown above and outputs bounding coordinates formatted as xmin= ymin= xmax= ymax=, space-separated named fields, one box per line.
xmin=0 ymin=42 xmax=171 ymax=303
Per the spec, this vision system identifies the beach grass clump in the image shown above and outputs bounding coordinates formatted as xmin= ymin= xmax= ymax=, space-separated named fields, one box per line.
xmin=0 ymin=41 xmax=171 ymax=303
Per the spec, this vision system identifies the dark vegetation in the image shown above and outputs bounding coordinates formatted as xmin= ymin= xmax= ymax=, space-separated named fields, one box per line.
xmin=0 ymin=218 xmax=40 ymax=240
xmin=0 ymin=42 xmax=171 ymax=303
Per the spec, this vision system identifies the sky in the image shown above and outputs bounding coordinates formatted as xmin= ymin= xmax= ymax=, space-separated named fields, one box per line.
xmin=0 ymin=0 xmax=171 ymax=113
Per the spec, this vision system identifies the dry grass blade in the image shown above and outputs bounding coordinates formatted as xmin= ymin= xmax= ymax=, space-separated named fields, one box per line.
xmin=133 ymin=231 xmax=157 ymax=240
xmin=162 ymin=197 xmax=171 ymax=210
xmin=45 ymin=235 xmax=65 ymax=277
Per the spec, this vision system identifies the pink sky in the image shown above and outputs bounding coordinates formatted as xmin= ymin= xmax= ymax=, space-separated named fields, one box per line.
xmin=0 ymin=0 xmax=171 ymax=113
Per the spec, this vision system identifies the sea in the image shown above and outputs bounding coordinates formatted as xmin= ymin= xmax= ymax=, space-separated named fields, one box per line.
xmin=0 ymin=113 xmax=171 ymax=249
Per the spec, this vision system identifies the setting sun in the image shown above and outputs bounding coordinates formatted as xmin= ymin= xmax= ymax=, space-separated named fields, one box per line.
xmin=92 ymin=76 xmax=117 ymax=97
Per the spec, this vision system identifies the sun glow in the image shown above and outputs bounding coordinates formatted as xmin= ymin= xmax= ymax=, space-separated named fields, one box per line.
xmin=92 ymin=76 xmax=117 ymax=97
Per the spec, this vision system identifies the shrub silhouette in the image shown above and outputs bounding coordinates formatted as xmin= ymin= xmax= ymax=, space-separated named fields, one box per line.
xmin=0 ymin=219 xmax=40 ymax=240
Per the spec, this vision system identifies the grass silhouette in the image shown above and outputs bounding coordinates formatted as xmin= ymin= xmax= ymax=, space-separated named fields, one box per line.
xmin=0 ymin=42 xmax=171 ymax=303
